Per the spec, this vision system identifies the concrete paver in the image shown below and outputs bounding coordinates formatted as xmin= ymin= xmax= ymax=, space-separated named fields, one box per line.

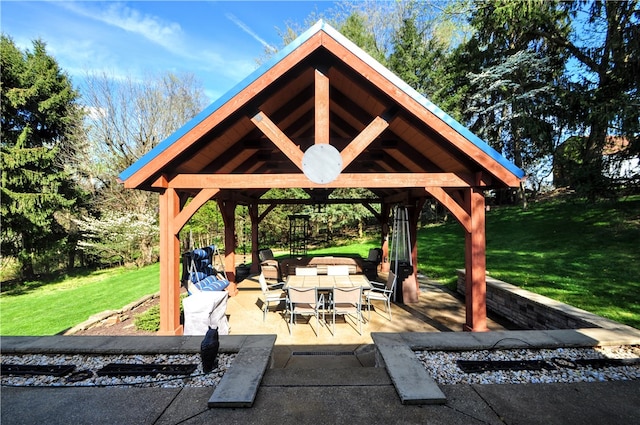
xmin=473 ymin=380 xmax=640 ymax=425
xmin=374 ymin=333 xmax=446 ymax=404
xmin=1 ymin=387 xmax=181 ymax=425
xmin=208 ymin=335 xmax=275 ymax=407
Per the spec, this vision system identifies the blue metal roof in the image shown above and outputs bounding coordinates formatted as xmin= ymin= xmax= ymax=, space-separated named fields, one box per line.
xmin=119 ymin=20 xmax=524 ymax=183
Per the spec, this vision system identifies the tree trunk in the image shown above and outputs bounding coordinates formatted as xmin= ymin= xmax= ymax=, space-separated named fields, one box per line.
xmin=19 ymin=253 xmax=35 ymax=280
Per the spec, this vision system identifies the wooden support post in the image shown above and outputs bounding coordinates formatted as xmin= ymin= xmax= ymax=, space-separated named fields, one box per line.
xmin=409 ymin=198 xmax=426 ymax=296
xmin=249 ymin=203 xmax=260 ymax=274
xmin=219 ymin=200 xmax=239 ymax=296
xmin=463 ymin=188 xmax=488 ymax=332
xmin=158 ymin=187 xmax=183 ymax=335
xmin=380 ymin=203 xmax=391 ymax=272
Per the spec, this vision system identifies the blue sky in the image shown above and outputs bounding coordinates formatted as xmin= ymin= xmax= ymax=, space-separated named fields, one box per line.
xmin=1 ymin=1 xmax=338 ymax=101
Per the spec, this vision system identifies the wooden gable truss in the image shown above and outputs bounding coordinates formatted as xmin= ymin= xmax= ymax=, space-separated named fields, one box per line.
xmin=120 ymin=22 xmax=524 ymax=335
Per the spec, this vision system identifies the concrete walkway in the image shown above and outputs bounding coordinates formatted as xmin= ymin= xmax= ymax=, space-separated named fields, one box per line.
xmin=2 ymin=276 xmax=640 ymax=424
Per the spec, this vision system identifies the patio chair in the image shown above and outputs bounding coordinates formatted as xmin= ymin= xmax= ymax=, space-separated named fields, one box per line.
xmin=330 ymin=286 xmax=363 ymax=335
xmin=362 ymin=248 xmax=382 ymax=280
xmin=287 ymin=287 xmax=324 ymax=337
xmin=295 ymin=267 xmax=318 ymax=276
xmin=327 ymin=265 xmax=350 ymax=276
xmin=365 ymin=271 xmax=396 ymax=321
xmin=258 ymin=272 xmax=287 ymax=321
xmin=259 ymin=248 xmax=281 ymax=282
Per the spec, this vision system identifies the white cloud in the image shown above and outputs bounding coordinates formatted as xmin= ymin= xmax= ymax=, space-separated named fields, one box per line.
xmin=4 ymin=1 xmax=271 ymax=102
xmin=225 ymin=13 xmax=277 ymax=53
xmin=58 ymin=2 xmax=185 ymax=55
xmin=55 ymin=2 xmax=256 ymax=83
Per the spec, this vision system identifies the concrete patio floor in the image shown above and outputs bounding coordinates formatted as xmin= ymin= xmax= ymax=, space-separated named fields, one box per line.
xmin=225 ymin=273 xmax=511 ymax=352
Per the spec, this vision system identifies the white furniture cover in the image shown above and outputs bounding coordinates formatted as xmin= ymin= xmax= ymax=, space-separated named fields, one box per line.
xmin=183 ymin=290 xmax=230 ymax=335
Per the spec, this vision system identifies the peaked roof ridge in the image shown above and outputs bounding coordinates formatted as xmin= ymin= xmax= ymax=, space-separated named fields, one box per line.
xmin=317 ymin=22 xmax=524 ymax=180
xmin=120 ymin=20 xmax=524 ymax=183
xmin=119 ymin=21 xmax=327 ymax=182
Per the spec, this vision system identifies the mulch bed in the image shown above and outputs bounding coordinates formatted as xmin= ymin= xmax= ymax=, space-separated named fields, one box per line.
xmin=71 ymin=297 xmax=160 ymax=336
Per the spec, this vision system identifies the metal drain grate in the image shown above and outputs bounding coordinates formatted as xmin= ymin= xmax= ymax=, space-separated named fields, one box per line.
xmin=1 ymin=364 xmax=77 ymax=377
xmin=97 ymin=363 xmax=197 ymax=377
xmin=553 ymin=357 xmax=640 ymax=369
xmin=457 ymin=360 xmax=556 ymax=373
xmin=457 ymin=357 xmax=640 ymax=374
xmin=291 ymin=351 xmax=354 ymax=356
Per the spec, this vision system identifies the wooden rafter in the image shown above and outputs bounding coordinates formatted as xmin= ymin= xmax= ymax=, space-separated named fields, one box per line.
xmin=173 ymin=188 xmax=220 ymax=234
xmin=340 ymin=116 xmax=389 ymax=170
xmin=387 ymin=147 xmax=427 ymax=173
xmin=258 ymin=203 xmax=277 ymax=222
xmin=216 ymin=149 xmax=259 ymax=174
xmin=315 ymin=68 xmax=330 ymax=144
xmin=251 ymin=111 xmax=304 ymax=171
xmin=166 ymin=172 xmax=473 ymax=189
xmin=425 ymin=186 xmax=471 ymax=233
xmin=362 ymin=202 xmax=382 ymax=221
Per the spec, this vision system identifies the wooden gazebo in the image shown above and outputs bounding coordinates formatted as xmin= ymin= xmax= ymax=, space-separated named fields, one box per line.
xmin=119 ymin=21 xmax=524 ymax=335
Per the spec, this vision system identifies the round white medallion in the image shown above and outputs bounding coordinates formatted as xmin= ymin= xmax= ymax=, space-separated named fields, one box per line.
xmin=302 ymin=144 xmax=343 ymax=184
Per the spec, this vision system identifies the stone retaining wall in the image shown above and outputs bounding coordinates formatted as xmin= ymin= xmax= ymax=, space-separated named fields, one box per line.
xmin=456 ymin=270 xmax=630 ymax=330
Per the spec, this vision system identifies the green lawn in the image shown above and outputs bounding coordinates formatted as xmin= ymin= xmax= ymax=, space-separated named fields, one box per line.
xmin=0 ymin=263 xmax=160 ymax=335
xmin=419 ymin=196 xmax=640 ymax=329
xmin=307 ymin=243 xmax=378 ymax=258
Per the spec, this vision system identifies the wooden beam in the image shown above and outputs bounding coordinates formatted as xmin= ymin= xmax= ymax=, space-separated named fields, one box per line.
xmin=152 ymin=175 xmax=169 ymax=189
xmin=222 ymin=191 xmax=258 ymax=205
xmin=315 ymin=68 xmax=330 ymax=144
xmin=425 ymin=186 xmax=471 ymax=233
xmin=251 ymin=111 xmax=304 ymax=171
xmin=258 ymin=203 xmax=277 ymax=222
xmin=168 ymin=173 xmax=472 ymax=189
xmin=387 ymin=148 xmax=427 ymax=173
xmin=383 ymin=192 xmax=410 ymax=205
xmin=375 ymin=159 xmax=396 ymax=173
xmin=244 ymin=160 xmax=265 ymax=174
xmin=280 ymin=97 xmax=314 ymax=134
xmin=406 ymin=197 xmax=426 ymax=303
xmin=257 ymin=198 xmax=381 ymax=205
xmin=362 ymin=202 xmax=381 ymax=221
xmin=340 ymin=116 xmax=389 ymax=170
xmin=218 ymin=200 xmax=238 ymax=295
xmin=216 ymin=149 xmax=259 ymax=174
xmin=380 ymin=203 xmax=391 ymax=272
xmin=172 ymin=188 xmax=220 ymax=234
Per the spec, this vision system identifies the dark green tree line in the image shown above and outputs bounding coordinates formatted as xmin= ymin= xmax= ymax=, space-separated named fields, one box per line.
xmin=545 ymin=0 xmax=639 ymax=197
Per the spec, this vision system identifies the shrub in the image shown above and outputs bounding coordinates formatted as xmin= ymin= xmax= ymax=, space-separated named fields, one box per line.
xmin=133 ymin=304 xmax=160 ymax=332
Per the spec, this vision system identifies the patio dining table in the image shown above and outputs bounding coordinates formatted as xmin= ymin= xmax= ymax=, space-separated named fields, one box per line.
xmin=284 ymin=274 xmax=372 ymax=290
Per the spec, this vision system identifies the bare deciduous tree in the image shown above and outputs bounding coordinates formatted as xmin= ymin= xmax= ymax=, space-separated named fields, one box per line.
xmin=79 ymin=71 xmax=207 ymax=265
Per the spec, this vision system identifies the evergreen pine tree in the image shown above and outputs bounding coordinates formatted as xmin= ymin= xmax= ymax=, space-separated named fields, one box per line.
xmin=1 ymin=35 xmax=80 ymax=278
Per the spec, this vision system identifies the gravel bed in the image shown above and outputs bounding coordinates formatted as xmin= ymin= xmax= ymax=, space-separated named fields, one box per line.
xmin=416 ymin=345 xmax=640 ymax=385
xmin=0 ymin=353 xmax=236 ymax=388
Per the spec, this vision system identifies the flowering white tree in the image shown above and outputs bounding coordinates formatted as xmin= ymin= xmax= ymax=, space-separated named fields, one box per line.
xmin=74 ymin=212 xmax=159 ymax=267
